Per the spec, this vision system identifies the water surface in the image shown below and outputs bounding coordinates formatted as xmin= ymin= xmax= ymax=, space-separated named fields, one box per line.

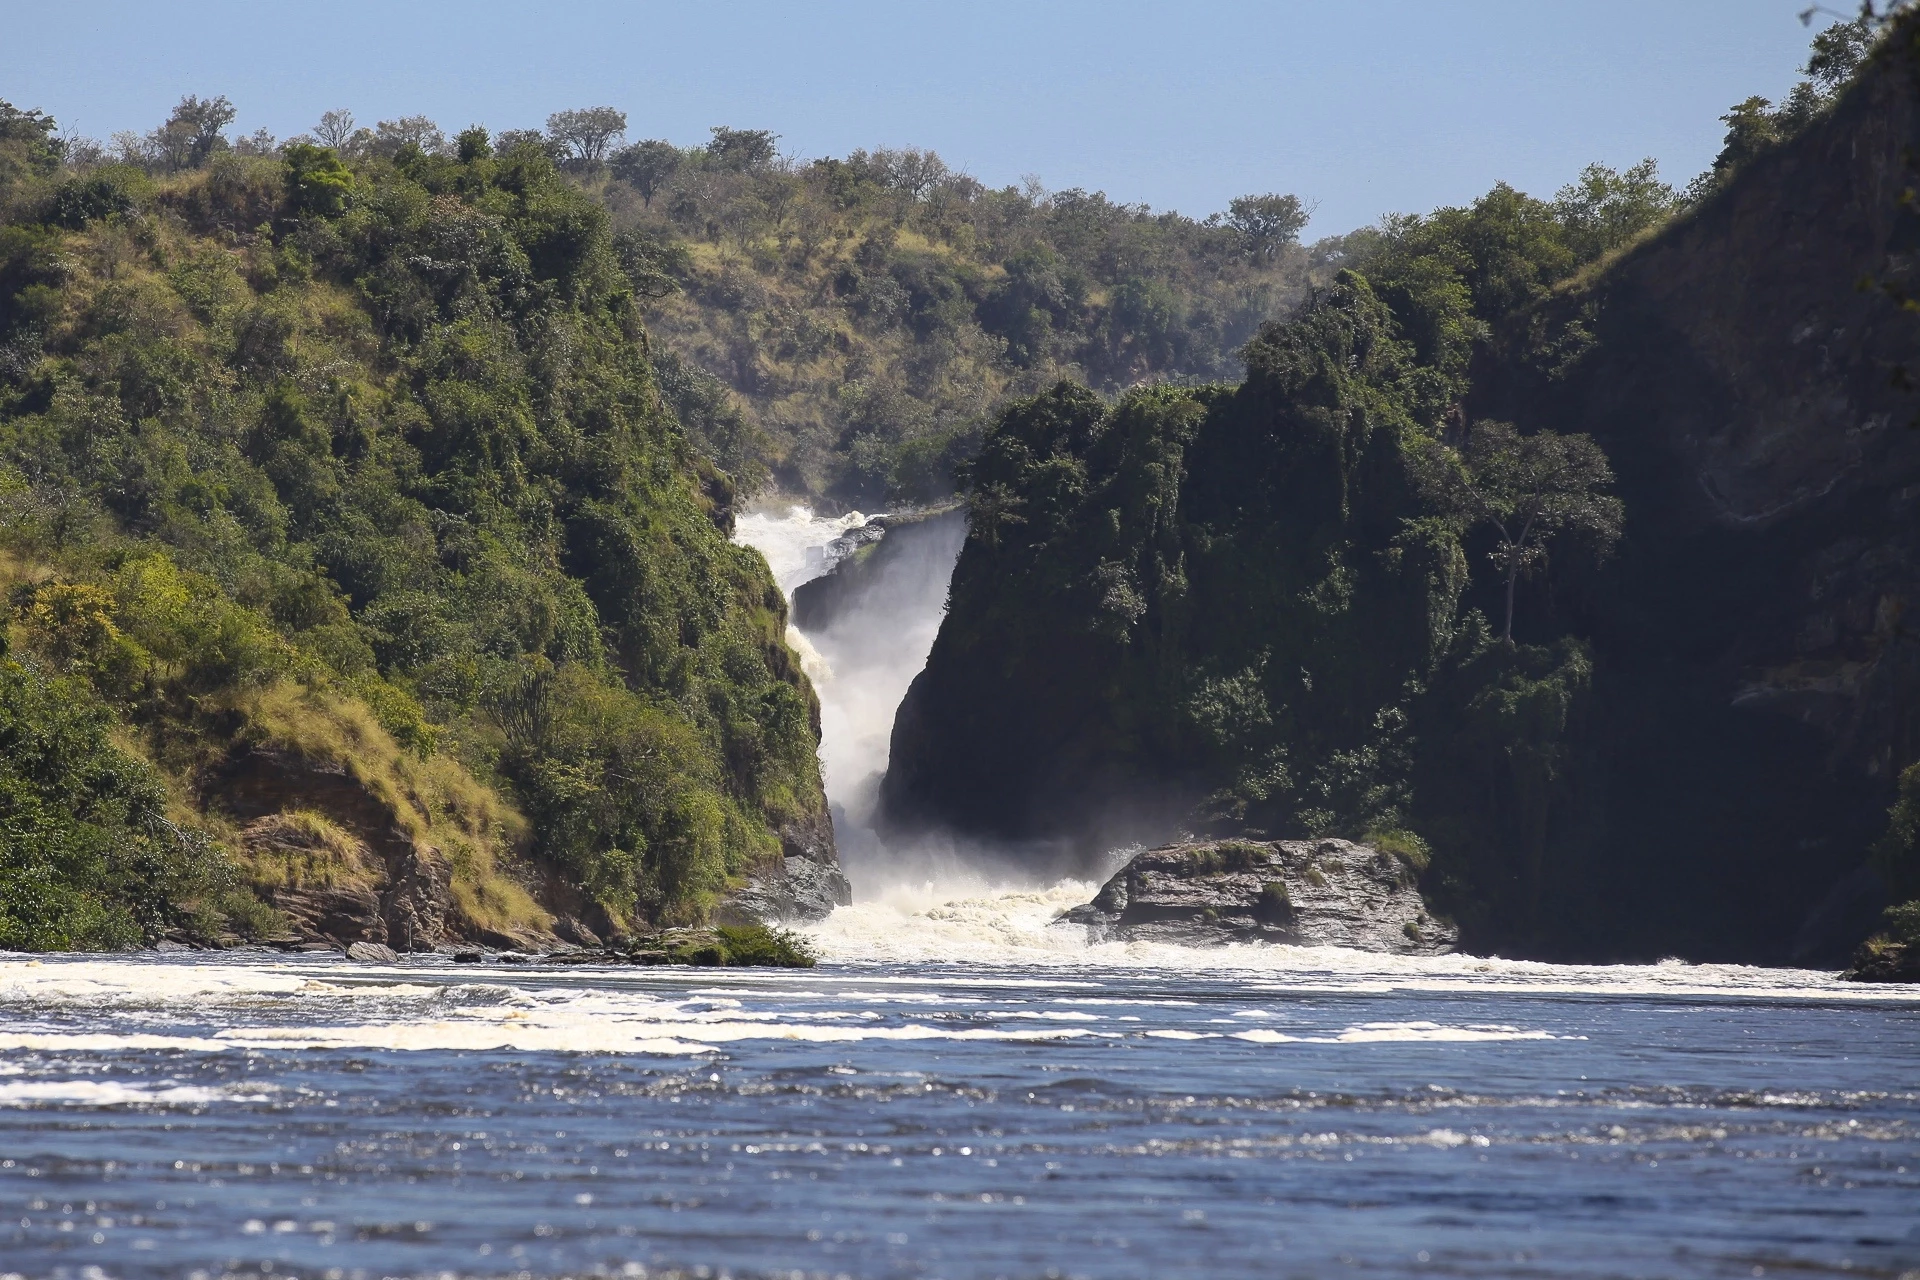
xmin=4 ymin=887 xmax=1918 ymax=1280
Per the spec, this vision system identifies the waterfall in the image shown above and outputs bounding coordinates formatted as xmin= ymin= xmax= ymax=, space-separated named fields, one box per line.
xmin=734 ymin=504 xmax=1010 ymax=887
xmin=735 ymin=499 xmax=962 ymax=825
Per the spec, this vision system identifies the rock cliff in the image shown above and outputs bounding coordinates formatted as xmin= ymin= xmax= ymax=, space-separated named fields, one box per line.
xmin=1460 ymin=36 xmax=1920 ymax=959
xmin=882 ymin=29 xmax=1920 ymax=963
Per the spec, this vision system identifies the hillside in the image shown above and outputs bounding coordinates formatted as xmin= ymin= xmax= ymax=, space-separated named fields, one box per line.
xmin=0 ymin=121 xmax=833 ymax=948
xmin=880 ymin=14 xmax=1920 ymax=963
xmin=595 ymin=148 xmax=1320 ymax=504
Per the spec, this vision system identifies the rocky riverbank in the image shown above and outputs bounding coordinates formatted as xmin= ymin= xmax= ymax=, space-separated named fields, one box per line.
xmin=152 ymin=921 xmax=817 ymax=968
xmin=1058 ymin=838 xmax=1457 ymax=954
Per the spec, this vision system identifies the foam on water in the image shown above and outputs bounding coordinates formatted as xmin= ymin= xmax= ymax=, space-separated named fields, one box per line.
xmin=798 ymin=879 xmax=1910 ymax=999
xmin=0 ymin=952 xmax=1634 ymax=1058
xmin=732 ymin=502 xmax=871 ymax=596
xmin=0 ymin=1079 xmax=255 ymax=1107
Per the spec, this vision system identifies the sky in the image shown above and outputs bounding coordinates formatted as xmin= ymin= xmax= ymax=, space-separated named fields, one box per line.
xmin=3 ymin=0 xmax=1830 ymax=237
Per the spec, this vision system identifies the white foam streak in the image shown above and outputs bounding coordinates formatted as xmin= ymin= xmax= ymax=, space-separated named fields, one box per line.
xmin=0 ymin=1078 xmax=257 ymax=1106
xmin=800 ymin=882 xmax=1904 ymax=1000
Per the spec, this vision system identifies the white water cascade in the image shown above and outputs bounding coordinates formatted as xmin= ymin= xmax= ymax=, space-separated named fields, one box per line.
xmin=735 ymin=503 xmax=1119 ymax=947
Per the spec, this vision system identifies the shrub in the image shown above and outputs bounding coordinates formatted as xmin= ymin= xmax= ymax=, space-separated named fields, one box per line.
xmin=713 ymin=921 xmax=816 ymax=967
xmin=1364 ymin=826 xmax=1432 ymax=872
xmin=1878 ymin=900 xmax=1920 ymax=946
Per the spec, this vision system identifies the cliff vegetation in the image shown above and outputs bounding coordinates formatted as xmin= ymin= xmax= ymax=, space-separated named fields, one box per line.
xmin=0 ymin=109 xmax=828 ymax=947
xmin=884 ymin=12 xmax=1920 ymax=962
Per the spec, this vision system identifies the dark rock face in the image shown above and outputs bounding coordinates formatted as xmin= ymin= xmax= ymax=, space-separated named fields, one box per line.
xmin=1456 ymin=56 xmax=1920 ymax=956
xmin=882 ymin=43 xmax=1920 ymax=962
xmin=789 ymin=504 xmax=966 ymax=634
xmin=1060 ymin=839 xmax=1457 ymax=954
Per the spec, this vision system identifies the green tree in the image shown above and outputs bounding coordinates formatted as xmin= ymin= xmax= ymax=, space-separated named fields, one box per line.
xmin=706 ymin=126 xmax=778 ymax=171
xmin=1806 ymin=15 xmax=1876 ymax=90
xmin=455 ymin=125 xmax=492 ymax=161
xmin=1713 ymin=96 xmax=1784 ymax=178
xmin=1456 ymin=422 xmax=1623 ymax=642
xmin=547 ymin=106 xmax=627 ymax=168
xmin=611 ymin=138 xmax=682 ymax=206
xmin=1552 ymin=159 xmax=1679 ymax=263
xmin=0 ymin=99 xmax=62 ymax=182
xmin=150 ymin=94 xmax=235 ymax=170
xmin=284 ymin=142 xmax=354 ymax=215
xmin=1226 ymin=192 xmax=1310 ymax=261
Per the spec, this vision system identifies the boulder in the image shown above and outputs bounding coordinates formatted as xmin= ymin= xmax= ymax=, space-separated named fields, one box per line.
xmin=719 ymin=855 xmax=852 ymax=925
xmin=1059 ymin=837 xmax=1457 ymax=955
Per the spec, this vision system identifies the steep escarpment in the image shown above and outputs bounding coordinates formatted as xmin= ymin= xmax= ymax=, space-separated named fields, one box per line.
xmin=0 ymin=125 xmax=834 ymax=947
xmin=1454 ymin=29 xmax=1920 ymax=960
xmin=884 ymin=21 xmax=1920 ymax=963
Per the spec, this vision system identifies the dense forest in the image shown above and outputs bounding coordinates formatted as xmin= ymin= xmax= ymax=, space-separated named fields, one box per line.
xmin=884 ymin=13 xmax=1920 ymax=967
xmin=0 ymin=102 xmax=827 ymax=948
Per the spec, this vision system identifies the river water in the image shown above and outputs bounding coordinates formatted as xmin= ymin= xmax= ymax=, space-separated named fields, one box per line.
xmin=2 ymin=507 xmax=1917 ymax=1280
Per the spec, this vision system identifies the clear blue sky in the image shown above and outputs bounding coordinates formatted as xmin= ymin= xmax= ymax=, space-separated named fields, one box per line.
xmin=4 ymin=0 xmax=1827 ymax=237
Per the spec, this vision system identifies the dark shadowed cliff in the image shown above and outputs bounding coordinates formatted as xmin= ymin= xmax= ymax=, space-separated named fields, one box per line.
xmin=882 ymin=20 xmax=1920 ymax=963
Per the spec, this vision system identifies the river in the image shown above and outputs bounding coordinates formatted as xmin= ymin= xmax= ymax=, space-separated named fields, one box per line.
xmin=0 ymin=506 xmax=1916 ymax=1280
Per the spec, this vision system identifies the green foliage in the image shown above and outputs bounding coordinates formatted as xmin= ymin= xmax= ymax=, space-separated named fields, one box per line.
xmin=0 ymin=654 xmax=243 ymax=950
xmin=0 ymin=114 xmax=829 ymax=941
xmin=283 ymin=143 xmax=353 ymax=216
xmin=1871 ymin=760 xmax=1920 ymax=901
xmin=1364 ymin=826 xmax=1431 ymax=871
xmin=650 ymin=921 xmax=815 ymax=966
xmin=892 ymin=272 xmax=1477 ymax=850
xmin=0 ymin=99 xmax=64 ymax=189
xmin=1416 ymin=421 xmax=1623 ymax=641
xmin=1551 ymin=160 xmax=1681 ymax=262
xmin=1877 ymin=900 xmax=1920 ymax=946
xmin=1412 ymin=633 xmax=1594 ymax=944
xmin=712 ymin=921 xmax=816 ymax=967
xmin=890 ymin=170 xmax=1642 ymax=952
xmin=598 ymin=141 xmax=1320 ymax=502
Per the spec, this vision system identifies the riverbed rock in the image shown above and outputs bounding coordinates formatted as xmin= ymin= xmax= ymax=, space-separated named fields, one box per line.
xmin=1059 ymin=838 xmax=1457 ymax=955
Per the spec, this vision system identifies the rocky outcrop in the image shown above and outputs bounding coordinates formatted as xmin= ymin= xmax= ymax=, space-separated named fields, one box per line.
xmin=717 ymin=857 xmax=850 ymax=924
xmin=1844 ymin=902 xmax=1920 ymax=982
xmin=1059 ymin=838 xmax=1457 ymax=954
xmin=1845 ymin=935 xmax=1920 ymax=982
xmin=714 ymin=799 xmax=852 ymax=925
xmin=789 ymin=503 xmax=966 ymax=633
xmin=217 ymin=745 xmax=525 ymax=951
